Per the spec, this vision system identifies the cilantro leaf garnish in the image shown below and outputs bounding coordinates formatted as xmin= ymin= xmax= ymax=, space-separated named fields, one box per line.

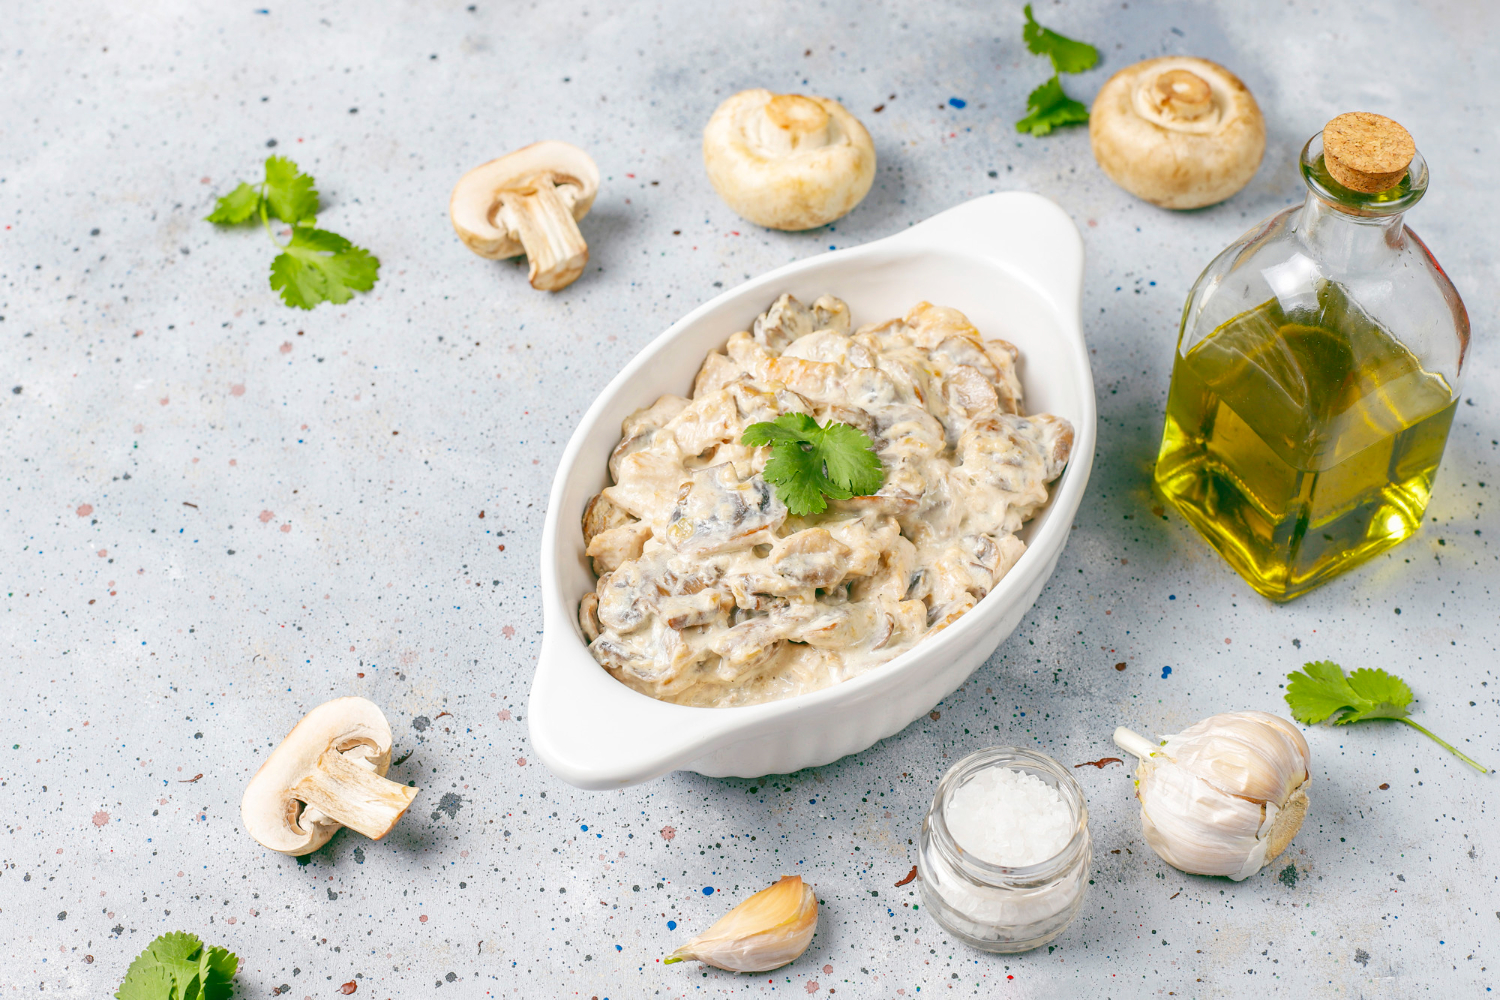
xmin=116 ymin=930 xmax=238 ymax=1000
xmin=205 ymin=182 xmax=262 ymax=225
xmin=206 ymin=156 xmax=378 ymax=310
xmin=1286 ymin=660 xmax=1488 ymax=773
xmin=1022 ymin=4 xmax=1098 ymax=74
xmin=262 ymin=155 xmax=319 ymax=226
xmin=1016 ymin=75 xmax=1092 ymax=137
xmin=1016 ymin=5 xmax=1096 ymax=137
xmin=742 ymin=413 xmax=884 ymax=516
xmin=271 ymin=228 xmax=380 ymax=310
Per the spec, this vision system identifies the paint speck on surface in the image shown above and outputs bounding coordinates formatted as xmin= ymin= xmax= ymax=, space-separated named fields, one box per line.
xmin=1161 ymin=666 xmax=1172 ymax=679
xmin=501 ymin=625 xmax=516 ymax=638
xmin=1114 ymin=662 xmax=1126 ymax=671
xmin=91 ymin=810 xmax=109 ymax=827
xmin=412 ymin=715 xmax=431 ymax=732
xmin=516 ymin=757 xmax=527 ymax=766
xmin=432 ymin=792 xmax=463 ymax=819
xmin=259 ymin=510 xmax=275 ymax=523
xmin=823 ymin=964 xmax=833 ymax=974
xmin=159 ymin=396 xmax=169 ymax=406
xmin=280 ymin=523 xmax=291 ymax=532
xmin=948 ymin=97 xmax=966 ymax=108
xmin=1278 ymin=863 xmax=1298 ymax=888
xmin=1354 ymin=948 xmax=1370 ymax=966
xmin=230 ymin=383 xmax=246 ymax=396
xmin=805 ymin=981 xmax=820 ymax=993
xmin=97 ymin=549 xmax=107 ymax=557
xmin=666 ymin=919 xmax=677 ymax=930
xmin=661 ymin=825 xmax=676 ymax=841
xmin=340 ymin=980 xmax=356 ymax=993
xmin=279 ymin=341 xmax=293 ymax=354
xmin=76 ymin=504 xmax=93 ymax=517
xmin=702 ymin=886 xmax=714 ymax=895
xmin=497 ymin=708 xmax=512 ymax=721
xmin=419 ymin=914 xmax=429 ymax=923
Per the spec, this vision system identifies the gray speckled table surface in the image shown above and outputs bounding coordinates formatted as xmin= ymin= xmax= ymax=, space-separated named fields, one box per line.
xmin=4 ymin=0 xmax=1497 ymax=996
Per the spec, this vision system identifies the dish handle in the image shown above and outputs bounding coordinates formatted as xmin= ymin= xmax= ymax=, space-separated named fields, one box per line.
xmin=895 ymin=192 xmax=1084 ymax=322
xmin=527 ymin=630 xmax=724 ymax=789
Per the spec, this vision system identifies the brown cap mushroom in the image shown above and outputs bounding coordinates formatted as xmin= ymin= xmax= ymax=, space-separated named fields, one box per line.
xmin=450 ymin=141 xmax=600 ymax=291
xmin=703 ymin=89 xmax=876 ymax=231
xmin=1089 ymin=57 xmax=1265 ymax=209
xmin=240 ymin=696 xmax=418 ymax=856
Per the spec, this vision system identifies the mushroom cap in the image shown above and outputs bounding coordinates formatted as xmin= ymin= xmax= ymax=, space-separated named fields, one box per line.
xmin=703 ymin=89 xmax=876 ymax=231
xmin=240 ymin=696 xmax=395 ymax=856
xmin=450 ymin=141 xmax=601 ymax=259
xmin=1089 ymin=57 xmax=1265 ymax=210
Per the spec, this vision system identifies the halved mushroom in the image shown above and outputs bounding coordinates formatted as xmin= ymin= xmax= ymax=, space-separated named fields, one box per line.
xmin=240 ymin=697 xmax=417 ymax=856
xmin=450 ymin=141 xmax=601 ymax=291
xmin=703 ymin=89 xmax=876 ymax=230
xmin=1089 ymin=57 xmax=1264 ymax=209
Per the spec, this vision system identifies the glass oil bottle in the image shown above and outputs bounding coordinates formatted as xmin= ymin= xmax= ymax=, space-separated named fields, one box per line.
xmin=1154 ymin=113 xmax=1469 ymax=601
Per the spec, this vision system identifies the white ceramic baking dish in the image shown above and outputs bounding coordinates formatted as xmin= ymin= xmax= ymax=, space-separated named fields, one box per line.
xmin=529 ymin=192 xmax=1094 ymax=789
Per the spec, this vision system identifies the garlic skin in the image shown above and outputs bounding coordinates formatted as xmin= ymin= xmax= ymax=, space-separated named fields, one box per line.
xmin=665 ymin=876 xmax=818 ymax=973
xmin=1113 ymin=711 xmax=1310 ymax=881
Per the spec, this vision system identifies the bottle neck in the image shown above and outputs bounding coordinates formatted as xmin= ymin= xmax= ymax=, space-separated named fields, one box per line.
xmin=1296 ymin=192 xmax=1407 ymax=272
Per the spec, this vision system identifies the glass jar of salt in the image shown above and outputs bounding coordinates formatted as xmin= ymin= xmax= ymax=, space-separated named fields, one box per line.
xmin=916 ymin=747 xmax=1090 ymax=952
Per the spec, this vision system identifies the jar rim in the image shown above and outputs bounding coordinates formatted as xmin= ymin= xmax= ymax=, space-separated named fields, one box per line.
xmin=924 ymin=746 xmax=1090 ymax=885
xmin=1300 ymin=131 xmax=1427 ymax=217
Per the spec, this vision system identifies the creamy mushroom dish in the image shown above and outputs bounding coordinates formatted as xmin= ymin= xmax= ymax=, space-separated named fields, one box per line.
xmin=578 ymin=294 xmax=1073 ymax=708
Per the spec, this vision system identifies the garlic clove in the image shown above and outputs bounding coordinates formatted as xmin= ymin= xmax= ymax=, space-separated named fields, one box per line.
xmin=1115 ymin=711 xmax=1311 ymax=881
xmin=664 ymin=876 xmax=818 ymax=973
xmin=1136 ymin=754 xmax=1273 ymax=880
xmin=1167 ymin=710 xmax=1309 ymax=805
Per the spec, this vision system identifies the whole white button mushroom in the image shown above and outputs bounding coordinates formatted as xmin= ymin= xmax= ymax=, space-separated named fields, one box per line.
xmin=240 ymin=696 xmax=418 ymax=856
xmin=1088 ymin=56 xmax=1265 ymax=209
xmin=450 ymin=141 xmax=600 ymax=291
xmin=703 ymin=89 xmax=876 ymax=231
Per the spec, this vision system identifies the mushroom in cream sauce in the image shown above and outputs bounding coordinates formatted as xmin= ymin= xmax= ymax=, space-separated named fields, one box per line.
xmin=579 ymin=294 xmax=1073 ymax=707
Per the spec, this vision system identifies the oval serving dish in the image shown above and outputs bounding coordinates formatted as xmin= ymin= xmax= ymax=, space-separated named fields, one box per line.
xmin=530 ymin=192 xmax=1094 ymax=789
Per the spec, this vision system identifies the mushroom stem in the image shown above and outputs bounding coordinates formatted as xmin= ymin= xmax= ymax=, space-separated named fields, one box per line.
xmin=1152 ymin=69 xmax=1212 ymax=120
xmin=291 ymin=747 xmax=418 ymax=841
xmin=498 ymin=181 xmax=590 ymax=291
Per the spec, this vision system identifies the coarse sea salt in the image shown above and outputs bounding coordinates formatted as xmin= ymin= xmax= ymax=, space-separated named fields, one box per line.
xmin=917 ymin=749 xmax=1091 ymax=953
xmin=945 ymin=766 xmax=1074 ymax=866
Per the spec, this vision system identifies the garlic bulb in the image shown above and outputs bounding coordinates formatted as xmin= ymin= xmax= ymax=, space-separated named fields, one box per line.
xmin=664 ymin=876 xmax=818 ymax=973
xmin=1113 ymin=711 xmax=1310 ymax=881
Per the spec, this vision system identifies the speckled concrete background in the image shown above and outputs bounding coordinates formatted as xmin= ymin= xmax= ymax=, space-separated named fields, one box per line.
xmin=4 ymin=0 xmax=1497 ymax=995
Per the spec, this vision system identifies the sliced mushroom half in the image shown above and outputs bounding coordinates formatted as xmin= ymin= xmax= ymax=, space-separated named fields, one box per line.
xmin=240 ymin=696 xmax=418 ymax=856
xmin=450 ymin=141 xmax=601 ymax=291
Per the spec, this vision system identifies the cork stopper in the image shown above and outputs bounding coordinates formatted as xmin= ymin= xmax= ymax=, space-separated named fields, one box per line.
xmin=1322 ymin=112 xmax=1415 ymax=193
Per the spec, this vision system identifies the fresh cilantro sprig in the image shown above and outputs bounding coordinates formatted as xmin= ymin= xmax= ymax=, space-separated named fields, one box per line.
xmin=116 ymin=931 xmax=237 ymax=1000
xmin=1285 ymin=661 xmax=1489 ymax=774
xmin=206 ymin=156 xmax=379 ymax=310
xmin=742 ymin=413 xmax=884 ymax=517
xmin=1016 ymin=5 xmax=1098 ymax=137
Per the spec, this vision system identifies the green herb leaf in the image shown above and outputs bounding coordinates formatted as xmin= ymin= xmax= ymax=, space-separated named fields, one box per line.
xmin=204 ymin=182 xmax=263 ymax=225
xmin=1015 ymin=75 xmax=1090 ymax=136
xmin=817 ymin=421 xmax=886 ymax=497
xmin=741 ymin=414 xmax=884 ymax=517
xmin=116 ymin=931 xmax=238 ymax=1000
xmin=263 ymin=155 xmax=319 ymax=227
xmin=269 ymin=227 xmax=380 ymax=310
xmin=1285 ymin=661 xmax=1488 ymax=773
xmin=1022 ymin=4 xmax=1099 ymax=74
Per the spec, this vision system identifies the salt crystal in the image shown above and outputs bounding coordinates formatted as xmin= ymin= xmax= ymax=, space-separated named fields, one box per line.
xmin=945 ymin=766 xmax=1074 ymax=866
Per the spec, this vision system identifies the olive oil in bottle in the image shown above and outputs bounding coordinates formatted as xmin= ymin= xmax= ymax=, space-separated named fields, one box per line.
xmin=1155 ymin=283 xmax=1456 ymax=601
xmin=1153 ymin=112 xmax=1469 ymax=601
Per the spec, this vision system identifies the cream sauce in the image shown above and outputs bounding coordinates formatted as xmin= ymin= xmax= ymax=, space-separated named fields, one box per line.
xmin=579 ymin=294 xmax=1073 ymax=707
